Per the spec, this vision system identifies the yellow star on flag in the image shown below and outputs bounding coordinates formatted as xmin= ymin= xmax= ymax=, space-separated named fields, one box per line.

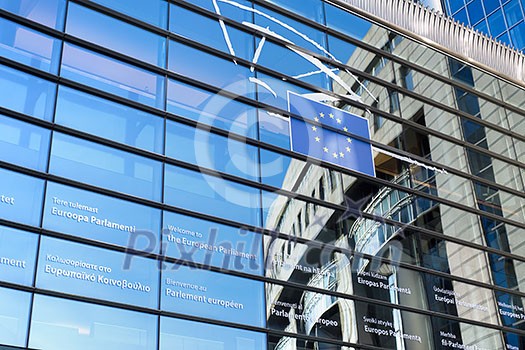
xmin=312 ymin=126 xmax=317 ymax=131
xmin=315 ymin=136 xmax=321 ymax=142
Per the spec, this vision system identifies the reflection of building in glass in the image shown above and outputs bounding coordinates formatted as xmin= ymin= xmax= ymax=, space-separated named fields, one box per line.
xmin=0 ymin=0 xmax=524 ymax=350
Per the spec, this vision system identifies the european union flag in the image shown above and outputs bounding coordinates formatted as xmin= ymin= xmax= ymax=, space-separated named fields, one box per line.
xmin=288 ymin=92 xmax=375 ymax=177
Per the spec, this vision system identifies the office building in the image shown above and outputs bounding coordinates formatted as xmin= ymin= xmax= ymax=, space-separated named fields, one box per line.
xmin=428 ymin=0 xmax=525 ymax=51
xmin=0 ymin=0 xmax=523 ymax=349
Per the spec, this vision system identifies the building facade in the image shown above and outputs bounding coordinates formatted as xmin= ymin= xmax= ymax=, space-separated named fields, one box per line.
xmin=0 ymin=0 xmax=524 ymax=349
xmin=439 ymin=0 xmax=525 ymax=51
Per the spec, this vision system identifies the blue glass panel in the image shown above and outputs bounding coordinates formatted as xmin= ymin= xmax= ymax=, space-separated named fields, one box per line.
xmin=49 ymin=132 xmax=162 ymax=201
xmin=165 ymin=120 xmax=259 ymax=181
xmin=0 ymin=0 xmax=66 ymax=29
xmin=467 ymin=0 xmax=485 ymax=24
xmin=43 ymin=182 xmax=161 ymax=249
xmin=259 ymin=149 xmax=294 ymax=188
xmin=509 ymin=20 xmax=525 ymax=48
xmin=55 ymin=86 xmax=164 ymax=153
xmin=90 ymin=0 xmax=168 ymax=28
xmin=0 ymin=287 xmax=31 ymax=347
xmin=0 ymin=18 xmax=61 ymax=73
xmin=497 ymin=31 xmax=512 ymax=44
xmin=0 ymin=168 xmax=44 ymax=226
xmin=265 ymin=0 xmax=324 ymax=23
xmin=169 ymin=4 xmax=253 ymax=61
xmin=255 ymin=71 xmax=315 ymax=111
xmin=0 ymin=115 xmax=50 ymax=171
xmin=29 ymin=295 xmax=157 ymax=350
xmin=483 ymin=0 xmax=500 ymax=14
xmin=258 ymin=109 xmax=291 ymax=150
xmin=67 ymin=3 xmax=166 ymax=67
xmin=160 ymin=316 xmax=266 ymax=350
xmin=168 ymin=41 xmax=255 ymax=99
xmin=164 ymin=164 xmax=261 ymax=226
xmin=60 ymin=43 xmax=165 ymax=109
xmin=256 ymin=40 xmax=330 ymax=89
xmin=325 ymin=3 xmax=372 ymax=41
xmin=162 ymin=211 xmax=263 ymax=275
xmin=166 ymin=79 xmax=258 ymax=139
xmin=474 ymin=19 xmax=490 ymax=34
xmin=0 ymin=65 xmax=56 ymax=121
xmin=454 ymin=7 xmax=470 ymax=24
xmin=254 ymin=4 xmax=327 ymax=56
xmin=504 ymin=0 xmax=523 ymax=26
xmin=183 ymin=0 xmax=253 ymax=22
xmin=448 ymin=0 xmax=466 ymax=13
xmin=488 ymin=9 xmax=507 ymax=36
xmin=161 ymin=263 xmax=265 ymax=327
xmin=36 ymin=237 xmax=159 ymax=308
xmin=0 ymin=226 xmax=37 ymax=286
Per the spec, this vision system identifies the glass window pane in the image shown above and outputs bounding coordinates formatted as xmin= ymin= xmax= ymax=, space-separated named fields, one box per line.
xmin=164 ymin=164 xmax=261 ymax=226
xmin=448 ymin=0 xmax=466 ymax=13
xmin=161 ymin=263 xmax=265 ymax=327
xmin=509 ymin=20 xmax=525 ymax=49
xmin=264 ymin=0 xmax=324 ymax=23
xmin=55 ymin=86 xmax=164 ymax=153
xmin=166 ymin=79 xmax=258 ymax=139
xmin=504 ymin=0 xmax=523 ymax=26
xmin=183 ymin=0 xmax=253 ymax=23
xmin=487 ymin=9 xmax=507 ymax=37
xmin=168 ymin=41 xmax=255 ymax=99
xmin=169 ymin=4 xmax=254 ymax=61
xmin=467 ymin=0 xmax=485 ymax=24
xmin=254 ymin=4 xmax=327 ymax=56
xmin=258 ymin=109 xmax=291 ymax=150
xmin=36 ymin=237 xmax=159 ymax=308
xmin=160 ymin=316 xmax=266 ymax=350
xmin=60 ymin=43 xmax=165 ymax=109
xmin=0 ymin=0 xmax=66 ymax=29
xmin=0 ymin=115 xmax=50 ymax=171
xmin=255 ymin=71 xmax=315 ymax=111
xmin=0 ymin=287 xmax=31 ymax=347
xmin=0 ymin=168 xmax=44 ymax=226
xmin=0 ymin=226 xmax=38 ymax=286
xmin=49 ymin=132 xmax=163 ymax=201
xmin=325 ymin=3 xmax=373 ymax=41
xmin=42 ymin=182 xmax=161 ymax=249
xmin=0 ymin=65 xmax=56 ymax=121
xmin=483 ymin=0 xmax=500 ymax=14
xmin=66 ymin=3 xmax=166 ymax=67
xmin=29 ymin=295 xmax=157 ymax=350
xmin=0 ymin=18 xmax=61 ymax=73
xmin=162 ymin=211 xmax=263 ymax=275
xmin=89 ymin=0 xmax=168 ymax=28
xmin=256 ymin=40 xmax=330 ymax=89
xmin=165 ymin=121 xmax=259 ymax=181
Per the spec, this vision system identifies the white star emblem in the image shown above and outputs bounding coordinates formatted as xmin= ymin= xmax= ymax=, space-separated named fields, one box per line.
xmin=314 ymin=117 xmax=319 ymax=122
xmin=319 ymin=112 xmax=325 ymax=118
xmin=346 ymin=146 xmax=351 ymax=152
xmin=336 ymin=118 xmax=342 ymax=124
xmin=339 ymin=152 xmax=345 ymax=158
xmin=332 ymin=152 xmax=338 ymax=158
xmin=346 ymin=137 xmax=352 ymax=143
xmin=323 ymin=147 xmax=329 ymax=153
xmin=312 ymin=126 xmax=317 ymax=132
xmin=343 ymin=127 xmax=348 ymax=132
xmin=315 ymin=136 xmax=321 ymax=142
xmin=329 ymin=113 xmax=335 ymax=119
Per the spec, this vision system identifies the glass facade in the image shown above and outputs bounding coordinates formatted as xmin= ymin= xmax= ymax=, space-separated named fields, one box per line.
xmin=440 ymin=0 xmax=525 ymax=51
xmin=0 ymin=0 xmax=524 ymax=349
